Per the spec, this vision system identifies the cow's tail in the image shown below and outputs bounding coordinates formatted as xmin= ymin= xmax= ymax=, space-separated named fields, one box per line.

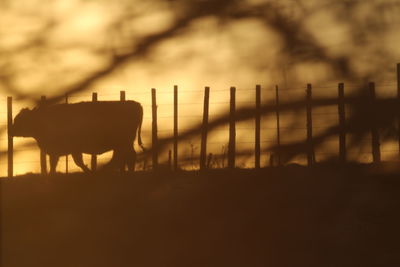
xmin=137 ymin=104 xmax=145 ymax=151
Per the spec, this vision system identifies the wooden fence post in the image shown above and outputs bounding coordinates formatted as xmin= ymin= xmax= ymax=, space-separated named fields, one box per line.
xmin=207 ymin=153 xmax=213 ymax=169
xmin=275 ymin=85 xmax=282 ymax=166
xmin=255 ymin=85 xmax=261 ymax=169
xmin=338 ymin=83 xmax=346 ymax=163
xmin=120 ymin=91 xmax=126 ymax=171
xmin=7 ymin=97 xmax=13 ymax=178
xmin=143 ymin=158 xmax=147 ymax=171
xmin=40 ymin=96 xmax=47 ymax=175
xmin=200 ymin=86 xmax=210 ymax=170
xmin=91 ymin=92 xmax=98 ymax=171
xmin=168 ymin=150 xmax=172 ymax=170
xmin=173 ymin=85 xmax=178 ymax=171
xmin=152 ymin=88 xmax=158 ymax=170
xmin=369 ymin=82 xmax=381 ymax=163
xmin=228 ymin=86 xmax=236 ymax=169
xmin=397 ymin=63 xmax=400 ymax=159
xmin=306 ymin=84 xmax=315 ymax=166
xmin=65 ymin=94 xmax=69 ymax=174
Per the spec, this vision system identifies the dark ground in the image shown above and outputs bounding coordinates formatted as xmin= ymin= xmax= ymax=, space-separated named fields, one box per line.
xmin=1 ymin=164 xmax=400 ymax=267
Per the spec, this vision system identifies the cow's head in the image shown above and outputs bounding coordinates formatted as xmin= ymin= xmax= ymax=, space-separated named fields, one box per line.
xmin=12 ymin=108 xmax=36 ymax=137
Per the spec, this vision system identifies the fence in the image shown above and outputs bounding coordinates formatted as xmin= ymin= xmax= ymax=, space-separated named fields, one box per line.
xmin=3 ymin=63 xmax=400 ymax=177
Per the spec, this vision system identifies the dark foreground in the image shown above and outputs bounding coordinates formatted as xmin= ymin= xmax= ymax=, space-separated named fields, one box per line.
xmin=1 ymin=164 xmax=400 ymax=267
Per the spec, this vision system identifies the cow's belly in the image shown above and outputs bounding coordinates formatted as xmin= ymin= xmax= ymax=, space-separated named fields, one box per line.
xmin=81 ymin=146 xmax=114 ymax=155
xmin=40 ymin=132 xmax=133 ymax=155
xmin=43 ymin=143 xmax=115 ymax=155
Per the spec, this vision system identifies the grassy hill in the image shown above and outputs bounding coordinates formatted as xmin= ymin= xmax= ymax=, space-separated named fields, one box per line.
xmin=1 ymin=164 xmax=400 ymax=267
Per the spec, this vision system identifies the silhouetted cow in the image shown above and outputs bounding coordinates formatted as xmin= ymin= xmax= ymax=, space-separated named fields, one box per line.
xmin=12 ymin=101 xmax=144 ymax=174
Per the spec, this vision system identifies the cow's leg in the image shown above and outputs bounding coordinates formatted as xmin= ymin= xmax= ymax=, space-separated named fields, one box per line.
xmin=118 ymin=143 xmax=136 ymax=172
xmin=114 ymin=148 xmax=131 ymax=172
xmin=49 ymin=155 xmax=59 ymax=174
xmin=72 ymin=153 xmax=90 ymax=173
xmin=116 ymin=150 xmax=125 ymax=172
xmin=127 ymin=147 xmax=136 ymax=172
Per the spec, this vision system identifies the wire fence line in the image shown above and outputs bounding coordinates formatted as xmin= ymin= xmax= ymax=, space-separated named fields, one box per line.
xmin=2 ymin=65 xmax=400 ymax=176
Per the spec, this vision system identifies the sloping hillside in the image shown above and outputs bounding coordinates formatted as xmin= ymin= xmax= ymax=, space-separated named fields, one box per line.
xmin=1 ymin=165 xmax=400 ymax=267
